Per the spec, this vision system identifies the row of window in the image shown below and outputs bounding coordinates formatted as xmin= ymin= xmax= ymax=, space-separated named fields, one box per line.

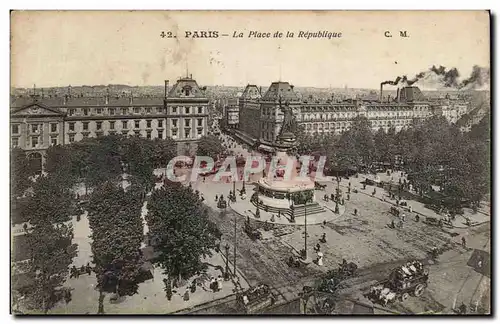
xmin=11 ymin=126 xmax=206 ymax=148
xmin=11 ymin=135 xmax=59 ymax=148
xmin=12 ymin=118 xmax=206 ymax=135
xmin=11 ymin=123 xmax=59 ymax=135
xmin=66 ymin=118 xmax=204 ymax=132
xmin=66 ymin=106 xmax=205 ymax=116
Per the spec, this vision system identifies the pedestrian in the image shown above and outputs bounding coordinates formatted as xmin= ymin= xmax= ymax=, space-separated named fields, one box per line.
xmin=314 ymin=243 xmax=321 ymax=252
xmin=80 ymin=265 xmax=85 ymax=274
xmin=210 ymin=277 xmax=216 ymax=292
xmin=354 ymin=208 xmax=358 ymax=216
xmin=341 ymin=198 xmax=345 ymax=205
xmin=215 ymin=195 xmax=218 ymax=202
xmin=401 ymin=214 xmax=406 ymax=222
xmin=64 ymin=289 xmax=72 ymax=304
xmin=323 ymin=220 xmax=327 ymax=226
xmin=347 ymin=193 xmax=350 ymax=200
xmin=217 ymin=275 xmax=223 ymax=291
xmin=415 ymin=214 xmax=420 ymax=222
xmin=183 ymin=289 xmax=190 ymax=301
xmin=409 ymin=205 xmax=413 ymax=213
xmin=317 ymin=252 xmax=324 ymax=266
xmin=191 ymin=279 xmax=197 ymax=293
xmin=70 ymin=265 xmax=77 ymax=278
xmin=86 ymin=262 xmax=92 ymax=275
xmin=462 ymin=237 xmax=466 ymax=248
xmin=391 ymin=220 xmax=395 ymax=229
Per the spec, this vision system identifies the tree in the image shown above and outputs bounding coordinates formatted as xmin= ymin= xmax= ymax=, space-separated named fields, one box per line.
xmin=21 ymin=175 xmax=77 ymax=225
xmin=121 ymin=136 xmax=155 ymax=193
xmin=86 ymin=181 xmax=144 ymax=314
xmin=146 ymin=183 xmax=220 ymax=287
xmin=11 ymin=148 xmax=32 ymax=198
xmin=86 ymin=136 xmax=123 ymax=189
xmin=13 ymin=221 xmax=77 ymax=313
xmin=152 ymin=137 xmax=177 ymax=169
xmin=196 ymin=135 xmax=225 ymax=160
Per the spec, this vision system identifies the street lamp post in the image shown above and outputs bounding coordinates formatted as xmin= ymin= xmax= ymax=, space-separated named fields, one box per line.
xmin=303 ymin=198 xmax=308 ymax=260
xmin=233 ymin=216 xmax=237 ymax=277
xmin=225 ymin=243 xmax=230 ymax=279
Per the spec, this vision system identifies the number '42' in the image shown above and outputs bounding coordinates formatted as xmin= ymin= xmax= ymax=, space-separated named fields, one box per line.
xmin=160 ymin=31 xmax=175 ymax=38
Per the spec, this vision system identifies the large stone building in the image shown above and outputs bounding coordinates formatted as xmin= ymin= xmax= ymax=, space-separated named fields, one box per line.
xmin=224 ymin=98 xmax=240 ymax=130
xmin=10 ymin=76 xmax=209 ymax=168
xmin=236 ymin=81 xmax=469 ymax=152
xmin=234 ymin=84 xmax=262 ymax=145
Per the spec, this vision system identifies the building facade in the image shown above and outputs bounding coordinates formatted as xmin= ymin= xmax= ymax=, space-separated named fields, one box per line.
xmin=10 ymin=76 xmax=209 ymax=167
xmin=236 ymin=82 xmax=461 ymax=151
xmin=234 ymin=84 xmax=262 ymax=145
xmin=224 ymin=98 xmax=240 ymax=130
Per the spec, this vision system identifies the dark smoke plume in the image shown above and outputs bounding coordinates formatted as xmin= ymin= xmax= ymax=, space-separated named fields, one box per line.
xmin=381 ymin=65 xmax=489 ymax=90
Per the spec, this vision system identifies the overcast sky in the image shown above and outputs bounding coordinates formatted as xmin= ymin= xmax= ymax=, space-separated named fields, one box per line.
xmin=11 ymin=11 xmax=490 ymax=89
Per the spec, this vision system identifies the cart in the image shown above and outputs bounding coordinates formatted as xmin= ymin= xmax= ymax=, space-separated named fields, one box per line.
xmin=366 ymin=260 xmax=429 ymax=306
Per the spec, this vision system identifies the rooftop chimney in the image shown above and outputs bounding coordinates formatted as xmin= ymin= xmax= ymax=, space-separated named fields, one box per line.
xmin=379 ymin=83 xmax=383 ymax=102
xmin=129 ymin=92 xmax=133 ymax=105
xmin=164 ymin=80 xmax=169 ymax=99
xmin=105 ymin=88 xmax=109 ymax=105
xmin=68 ymin=85 xmax=72 ymax=98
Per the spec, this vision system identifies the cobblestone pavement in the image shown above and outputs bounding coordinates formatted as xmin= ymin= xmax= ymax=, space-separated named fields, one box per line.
xmin=193 ymin=167 xmax=490 ymax=314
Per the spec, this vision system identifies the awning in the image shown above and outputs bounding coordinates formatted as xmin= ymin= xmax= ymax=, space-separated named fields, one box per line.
xmin=258 ymin=144 xmax=275 ymax=153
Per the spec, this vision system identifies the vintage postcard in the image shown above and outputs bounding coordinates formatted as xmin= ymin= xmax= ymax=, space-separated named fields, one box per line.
xmin=10 ymin=10 xmax=491 ymax=315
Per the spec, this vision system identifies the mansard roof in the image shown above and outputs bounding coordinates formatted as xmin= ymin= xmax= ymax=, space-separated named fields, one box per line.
xmin=168 ymin=77 xmax=206 ymax=99
xmin=240 ymin=84 xmax=261 ymax=99
xmin=262 ymin=81 xmax=299 ymax=101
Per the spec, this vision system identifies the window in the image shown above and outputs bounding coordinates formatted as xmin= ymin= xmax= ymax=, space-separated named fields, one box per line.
xmin=96 ymin=108 xmax=102 ymax=114
xmin=31 ymin=136 xmax=39 ymax=147
xmin=172 ymin=129 xmax=178 ymax=137
xmin=11 ymin=138 xmax=19 ymax=148
xmin=185 ymin=107 xmax=190 ymax=114
xmin=68 ymin=108 xmax=75 ymax=116
xmin=158 ymin=120 xmax=163 ymax=128
xmin=146 ymin=120 xmax=152 ymax=128
xmin=198 ymin=107 xmax=203 ymax=114
xmin=109 ymin=121 xmax=115 ymax=130
xmin=82 ymin=133 xmax=89 ymax=139
xmin=134 ymin=107 xmax=140 ymax=114
xmin=172 ymin=107 xmax=177 ymax=114
xmin=31 ymin=124 xmax=39 ymax=133
xmin=146 ymin=107 xmax=151 ymax=114
xmin=96 ymin=122 xmax=102 ymax=130
xmin=135 ymin=120 xmax=140 ymax=129
xmin=185 ymin=119 xmax=190 ymax=127
xmin=197 ymin=118 xmax=203 ymax=127
xmin=146 ymin=131 xmax=152 ymax=139
xmin=122 ymin=108 xmax=127 ymax=115
xmin=172 ymin=119 xmax=178 ymax=128
xmin=83 ymin=108 xmax=89 ymax=116
xmin=122 ymin=121 xmax=128 ymax=129
xmin=50 ymin=123 xmax=58 ymax=133
xmin=69 ymin=134 xmax=75 ymax=143
xmin=184 ymin=129 xmax=190 ymax=138
xmin=83 ymin=122 xmax=89 ymax=131
xmin=158 ymin=130 xmax=163 ymax=139
xmin=68 ymin=122 xmax=75 ymax=132
xmin=197 ymin=128 xmax=203 ymax=136
xmin=11 ymin=124 xmax=19 ymax=135
xmin=109 ymin=108 xmax=115 ymax=115
xmin=50 ymin=136 xmax=58 ymax=146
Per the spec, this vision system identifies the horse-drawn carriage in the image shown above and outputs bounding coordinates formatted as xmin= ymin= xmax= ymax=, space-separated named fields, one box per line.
xmin=237 ymin=284 xmax=276 ymax=314
xmin=315 ymin=181 xmax=327 ymax=191
xmin=244 ymin=220 xmax=262 ymax=240
xmin=366 ymin=260 xmax=428 ymax=307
